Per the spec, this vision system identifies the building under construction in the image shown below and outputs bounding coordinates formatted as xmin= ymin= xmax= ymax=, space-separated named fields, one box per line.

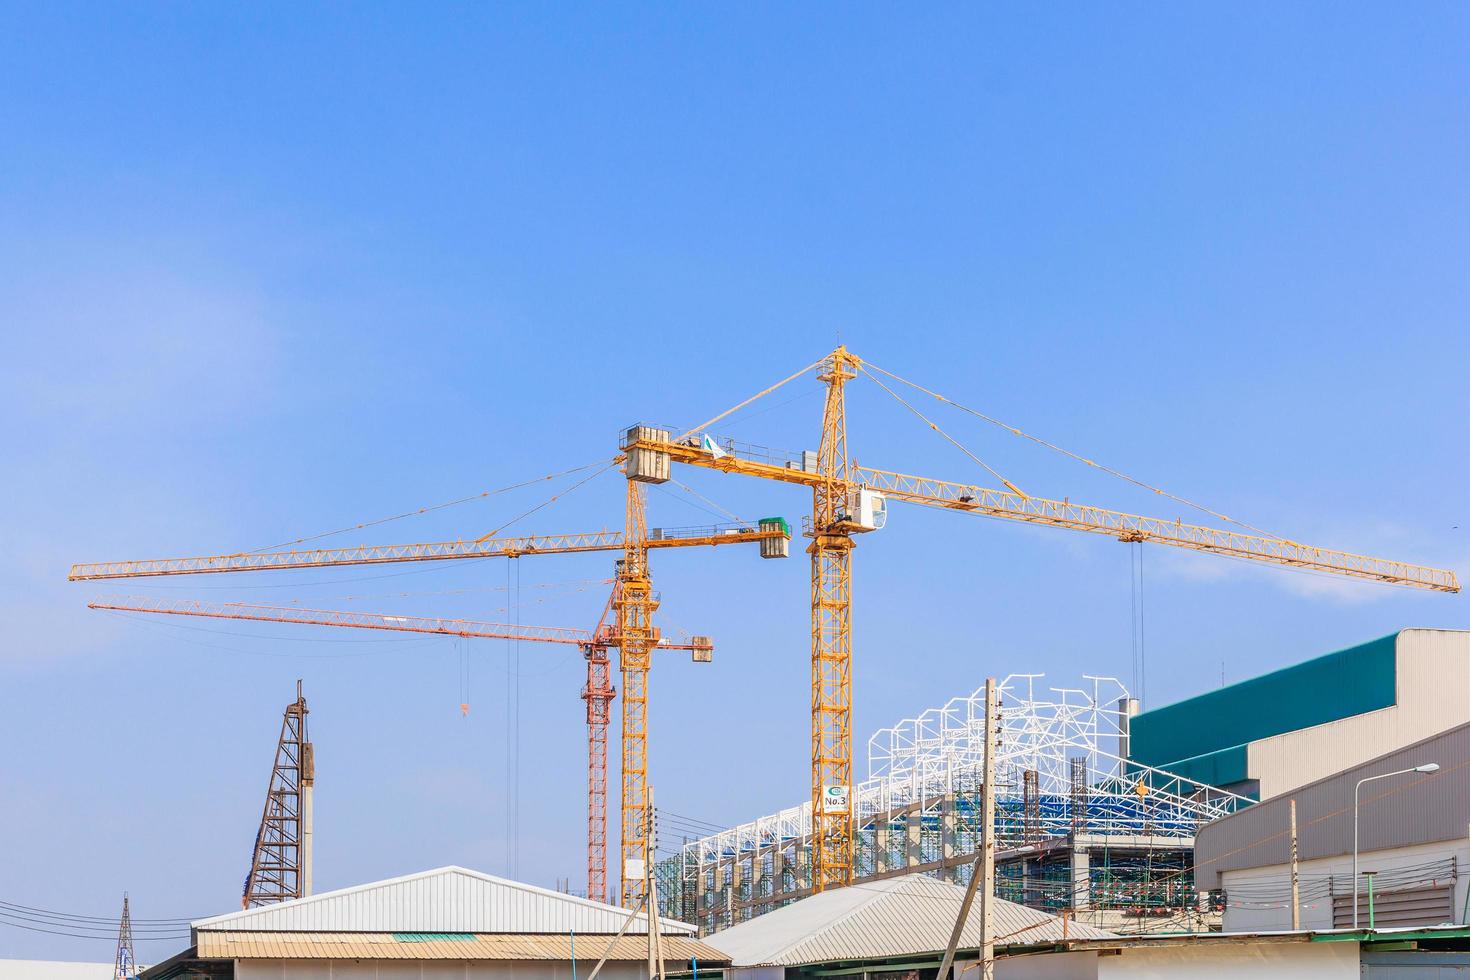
xmin=659 ymin=629 xmax=1470 ymax=936
xmin=657 ymin=673 xmax=1249 ymax=934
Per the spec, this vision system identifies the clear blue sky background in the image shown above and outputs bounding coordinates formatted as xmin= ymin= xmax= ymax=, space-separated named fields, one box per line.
xmin=3 ymin=1 xmax=1467 ymax=962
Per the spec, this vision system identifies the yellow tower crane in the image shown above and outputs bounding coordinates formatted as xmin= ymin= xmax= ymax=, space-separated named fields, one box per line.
xmin=622 ymin=345 xmax=1460 ymax=893
xmin=72 ymin=515 xmax=791 ymax=905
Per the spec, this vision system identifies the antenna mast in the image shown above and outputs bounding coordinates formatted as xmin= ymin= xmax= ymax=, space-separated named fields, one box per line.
xmin=112 ymin=894 xmax=137 ymax=980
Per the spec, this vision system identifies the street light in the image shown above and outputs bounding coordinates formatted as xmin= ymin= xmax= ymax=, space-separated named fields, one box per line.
xmin=1353 ymin=762 xmax=1439 ymax=929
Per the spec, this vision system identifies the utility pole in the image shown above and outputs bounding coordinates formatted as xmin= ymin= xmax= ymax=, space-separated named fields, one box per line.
xmin=1289 ymin=799 xmax=1300 ymax=930
xmin=112 ymin=894 xmax=137 ymax=980
xmin=936 ymin=677 xmax=998 ymax=980
xmin=979 ymin=677 xmax=997 ymax=979
xmin=645 ymin=791 xmax=667 ymax=980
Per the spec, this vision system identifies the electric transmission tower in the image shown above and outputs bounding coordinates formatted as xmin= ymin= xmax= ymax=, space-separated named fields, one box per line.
xmin=242 ymin=680 xmax=315 ymax=908
xmin=113 ymin=893 xmax=137 ymax=980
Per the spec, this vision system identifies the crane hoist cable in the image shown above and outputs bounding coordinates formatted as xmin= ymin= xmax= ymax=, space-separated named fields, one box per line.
xmin=862 ymin=359 xmax=1284 ymax=541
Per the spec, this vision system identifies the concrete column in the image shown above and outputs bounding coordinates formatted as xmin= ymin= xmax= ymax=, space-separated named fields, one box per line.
xmin=906 ymin=810 xmax=922 ymax=868
xmin=731 ymin=853 xmax=744 ymax=923
xmin=1070 ymin=844 xmax=1090 ymax=911
xmin=875 ymin=819 xmax=890 ymax=873
xmin=941 ymin=793 xmax=957 ymax=880
xmin=772 ymin=848 xmax=785 ymax=897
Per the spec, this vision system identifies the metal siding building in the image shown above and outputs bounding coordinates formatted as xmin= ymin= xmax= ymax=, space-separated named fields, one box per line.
xmin=1129 ymin=628 xmax=1470 ymax=800
xmin=1195 ymin=722 xmax=1470 ymax=931
xmin=193 ymin=866 xmax=694 ymax=936
xmin=704 ymin=873 xmax=1114 ymax=971
xmin=144 ymin=867 xmax=720 ymax=980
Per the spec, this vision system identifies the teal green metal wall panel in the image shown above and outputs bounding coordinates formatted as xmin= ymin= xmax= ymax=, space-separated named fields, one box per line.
xmin=1147 ymin=744 xmax=1251 ymax=792
xmin=1130 ymin=632 xmax=1400 ymax=771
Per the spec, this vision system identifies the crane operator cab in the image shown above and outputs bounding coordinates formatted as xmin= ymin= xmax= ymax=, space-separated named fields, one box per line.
xmin=836 ymin=488 xmax=887 ymax=532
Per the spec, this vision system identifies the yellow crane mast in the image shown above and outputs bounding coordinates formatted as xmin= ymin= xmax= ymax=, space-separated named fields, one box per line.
xmin=623 ymin=345 xmax=1459 ymax=893
xmin=617 ymin=480 xmax=658 ymax=905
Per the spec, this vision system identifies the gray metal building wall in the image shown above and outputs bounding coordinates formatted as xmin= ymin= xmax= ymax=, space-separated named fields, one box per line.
xmin=1195 ymin=721 xmax=1470 ymax=889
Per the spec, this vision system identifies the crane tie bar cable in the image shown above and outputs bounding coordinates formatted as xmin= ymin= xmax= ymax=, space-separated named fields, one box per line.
xmin=861 ymin=366 xmax=1029 ymax=498
xmin=251 ymin=457 xmax=622 ymax=554
xmin=473 ymin=461 xmax=622 ymax=544
xmin=862 ymin=359 xmax=1285 ymax=541
xmin=677 ymin=355 xmax=828 ymax=442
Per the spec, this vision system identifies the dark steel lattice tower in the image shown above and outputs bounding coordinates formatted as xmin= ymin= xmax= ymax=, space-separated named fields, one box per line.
xmin=242 ymin=681 xmax=314 ymax=908
xmin=112 ymin=893 xmax=137 ymax=980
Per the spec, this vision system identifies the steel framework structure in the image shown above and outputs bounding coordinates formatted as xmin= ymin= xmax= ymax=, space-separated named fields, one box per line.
xmin=112 ymin=894 xmax=137 ymax=980
xmin=659 ymin=674 xmax=1251 ymax=932
xmin=808 ymin=349 xmax=860 ymax=890
xmin=242 ymin=682 xmax=314 ymax=908
xmin=617 ymin=480 xmax=659 ymax=905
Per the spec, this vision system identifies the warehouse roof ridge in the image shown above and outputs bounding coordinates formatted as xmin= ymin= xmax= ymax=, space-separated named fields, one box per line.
xmin=705 ymin=872 xmax=1115 ymax=967
xmin=192 ymin=865 xmax=695 ymax=935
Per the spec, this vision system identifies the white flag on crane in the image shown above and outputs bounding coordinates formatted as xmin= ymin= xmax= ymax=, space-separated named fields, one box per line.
xmin=701 ymin=433 xmax=727 ymax=460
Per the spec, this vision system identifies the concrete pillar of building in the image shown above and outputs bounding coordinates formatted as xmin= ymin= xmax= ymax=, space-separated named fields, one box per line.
xmin=1070 ymin=844 xmax=1091 ymax=911
xmin=906 ymin=809 xmax=922 ymax=868
xmin=730 ymin=853 xmax=744 ymax=923
xmin=941 ymin=793 xmax=957 ymax=880
xmin=772 ymin=847 xmax=785 ymax=897
xmin=875 ymin=818 xmax=890 ymax=873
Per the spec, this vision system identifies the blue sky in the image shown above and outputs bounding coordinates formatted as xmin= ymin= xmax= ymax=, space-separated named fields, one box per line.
xmin=3 ymin=1 xmax=1467 ymax=962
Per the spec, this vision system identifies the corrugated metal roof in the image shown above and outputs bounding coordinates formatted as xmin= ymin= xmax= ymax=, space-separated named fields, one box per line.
xmin=1195 ymin=720 xmax=1470 ymax=888
xmin=704 ymin=873 xmax=1115 ymax=967
xmin=196 ymin=931 xmax=727 ymax=962
xmin=192 ymin=866 xmax=695 ymax=935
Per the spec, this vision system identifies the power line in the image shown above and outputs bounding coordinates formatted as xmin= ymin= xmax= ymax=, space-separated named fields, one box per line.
xmin=0 ymin=899 xmax=194 ymax=924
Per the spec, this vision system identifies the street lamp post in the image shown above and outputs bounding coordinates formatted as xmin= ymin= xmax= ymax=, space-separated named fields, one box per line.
xmin=1353 ymin=762 xmax=1440 ymax=929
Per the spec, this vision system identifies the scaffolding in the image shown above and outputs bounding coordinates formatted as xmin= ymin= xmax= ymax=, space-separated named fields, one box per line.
xmin=658 ymin=675 xmax=1250 ymax=933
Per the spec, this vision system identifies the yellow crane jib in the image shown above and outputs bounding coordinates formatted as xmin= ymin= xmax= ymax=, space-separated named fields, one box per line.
xmin=621 ymin=428 xmax=1457 ymax=593
xmin=68 ymin=522 xmax=792 ymax=581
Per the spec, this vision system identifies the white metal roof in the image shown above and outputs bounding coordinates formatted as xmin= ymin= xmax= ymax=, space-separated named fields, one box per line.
xmin=704 ymin=874 xmax=1115 ymax=967
xmin=192 ymin=866 xmax=695 ymax=935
